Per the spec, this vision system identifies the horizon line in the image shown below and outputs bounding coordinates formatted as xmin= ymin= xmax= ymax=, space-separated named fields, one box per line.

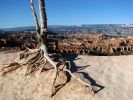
xmin=1 ymin=23 xmax=133 ymax=29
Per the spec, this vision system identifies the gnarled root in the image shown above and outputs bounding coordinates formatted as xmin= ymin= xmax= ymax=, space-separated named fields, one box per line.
xmin=0 ymin=44 xmax=93 ymax=97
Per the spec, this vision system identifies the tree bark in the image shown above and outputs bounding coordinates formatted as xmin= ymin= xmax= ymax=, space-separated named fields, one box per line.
xmin=1 ymin=0 xmax=93 ymax=97
xmin=30 ymin=0 xmax=57 ymax=69
xmin=31 ymin=0 xmax=40 ymax=35
xmin=39 ymin=0 xmax=48 ymax=36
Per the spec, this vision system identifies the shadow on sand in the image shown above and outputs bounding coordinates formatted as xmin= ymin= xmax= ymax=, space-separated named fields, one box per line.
xmin=52 ymin=53 xmax=104 ymax=96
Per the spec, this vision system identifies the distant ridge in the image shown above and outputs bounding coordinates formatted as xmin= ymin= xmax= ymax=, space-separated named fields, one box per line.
xmin=0 ymin=24 xmax=133 ymax=36
xmin=0 ymin=29 xmax=5 ymax=34
xmin=1 ymin=26 xmax=36 ymax=32
xmin=0 ymin=25 xmax=70 ymax=32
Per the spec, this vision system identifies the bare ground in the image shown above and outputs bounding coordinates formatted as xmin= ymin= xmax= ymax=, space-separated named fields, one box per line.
xmin=0 ymin=52 xmax=94 ymax=100
xmin=75 ymin=55 xmax=133 ymax=100
xmin=0 ymin=51 xmax=133 ymax=100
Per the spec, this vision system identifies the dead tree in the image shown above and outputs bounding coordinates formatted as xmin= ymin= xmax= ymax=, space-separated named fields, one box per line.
xmin=1 ymin=0 xmax=93 ymax=96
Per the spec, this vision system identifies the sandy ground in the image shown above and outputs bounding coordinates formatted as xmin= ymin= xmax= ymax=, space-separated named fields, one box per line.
xmin=0 ymin=51 xmax=133 ymax=100
xmin=0 ymin=52 xmax=94 ymax=100
xmin=75 ymin=55 xmax=133 ymax=100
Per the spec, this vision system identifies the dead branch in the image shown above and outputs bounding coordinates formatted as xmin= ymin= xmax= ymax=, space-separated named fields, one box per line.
xmin=0 ymin=0 xmax=94 ymax=97
xmin=31 ymin=0 xmax=40 ymax=35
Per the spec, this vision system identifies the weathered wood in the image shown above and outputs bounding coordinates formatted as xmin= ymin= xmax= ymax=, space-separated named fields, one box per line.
xmin=0 ymin=0 xmax=94 ymax=97
xmin=31 ymin=0 xmax=40 ymax=35
xmin=39 ymin=0 xmax=48 ymax=36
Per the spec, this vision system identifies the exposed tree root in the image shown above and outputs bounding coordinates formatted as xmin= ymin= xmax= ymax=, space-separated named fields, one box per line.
xmin=0 ymin=0 xmax=94 ymax=97
xmin=0 ymin=44 xmax=94 ymax=96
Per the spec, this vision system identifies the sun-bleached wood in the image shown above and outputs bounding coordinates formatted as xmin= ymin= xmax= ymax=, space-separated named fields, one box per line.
xmin=1 ymin=0 xmax=93 ymax=97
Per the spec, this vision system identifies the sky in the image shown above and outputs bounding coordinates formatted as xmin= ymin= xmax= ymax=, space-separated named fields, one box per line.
xmin=0 ymin=0 xmax=133 ymax=28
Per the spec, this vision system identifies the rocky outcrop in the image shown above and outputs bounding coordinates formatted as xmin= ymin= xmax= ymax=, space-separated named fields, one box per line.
xmin=0 ymin=51 xmax=133 ymax=100
xmin=57 ymin=34 xmax=133 ymax=55
xmin=0 ymin=33 xmax=133 ymax=55
xmin=0 ymin=52 xmax=94 ymax=100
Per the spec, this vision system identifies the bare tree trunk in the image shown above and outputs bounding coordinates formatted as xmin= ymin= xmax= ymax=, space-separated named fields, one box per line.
xmin=31 ymin=0 xmax=57 ymax=75
xmin=39 ymin=0 xmax=48 ymax=36
xmin=33 ymin=0 xmax=58 ymax=94
xmin=1 ymin=0 xmax=93 ymax=97
xmin=31 ymin=0 xmax=40 ymax=35
xmin=31 ymin=0 xmax=93 ymax=94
